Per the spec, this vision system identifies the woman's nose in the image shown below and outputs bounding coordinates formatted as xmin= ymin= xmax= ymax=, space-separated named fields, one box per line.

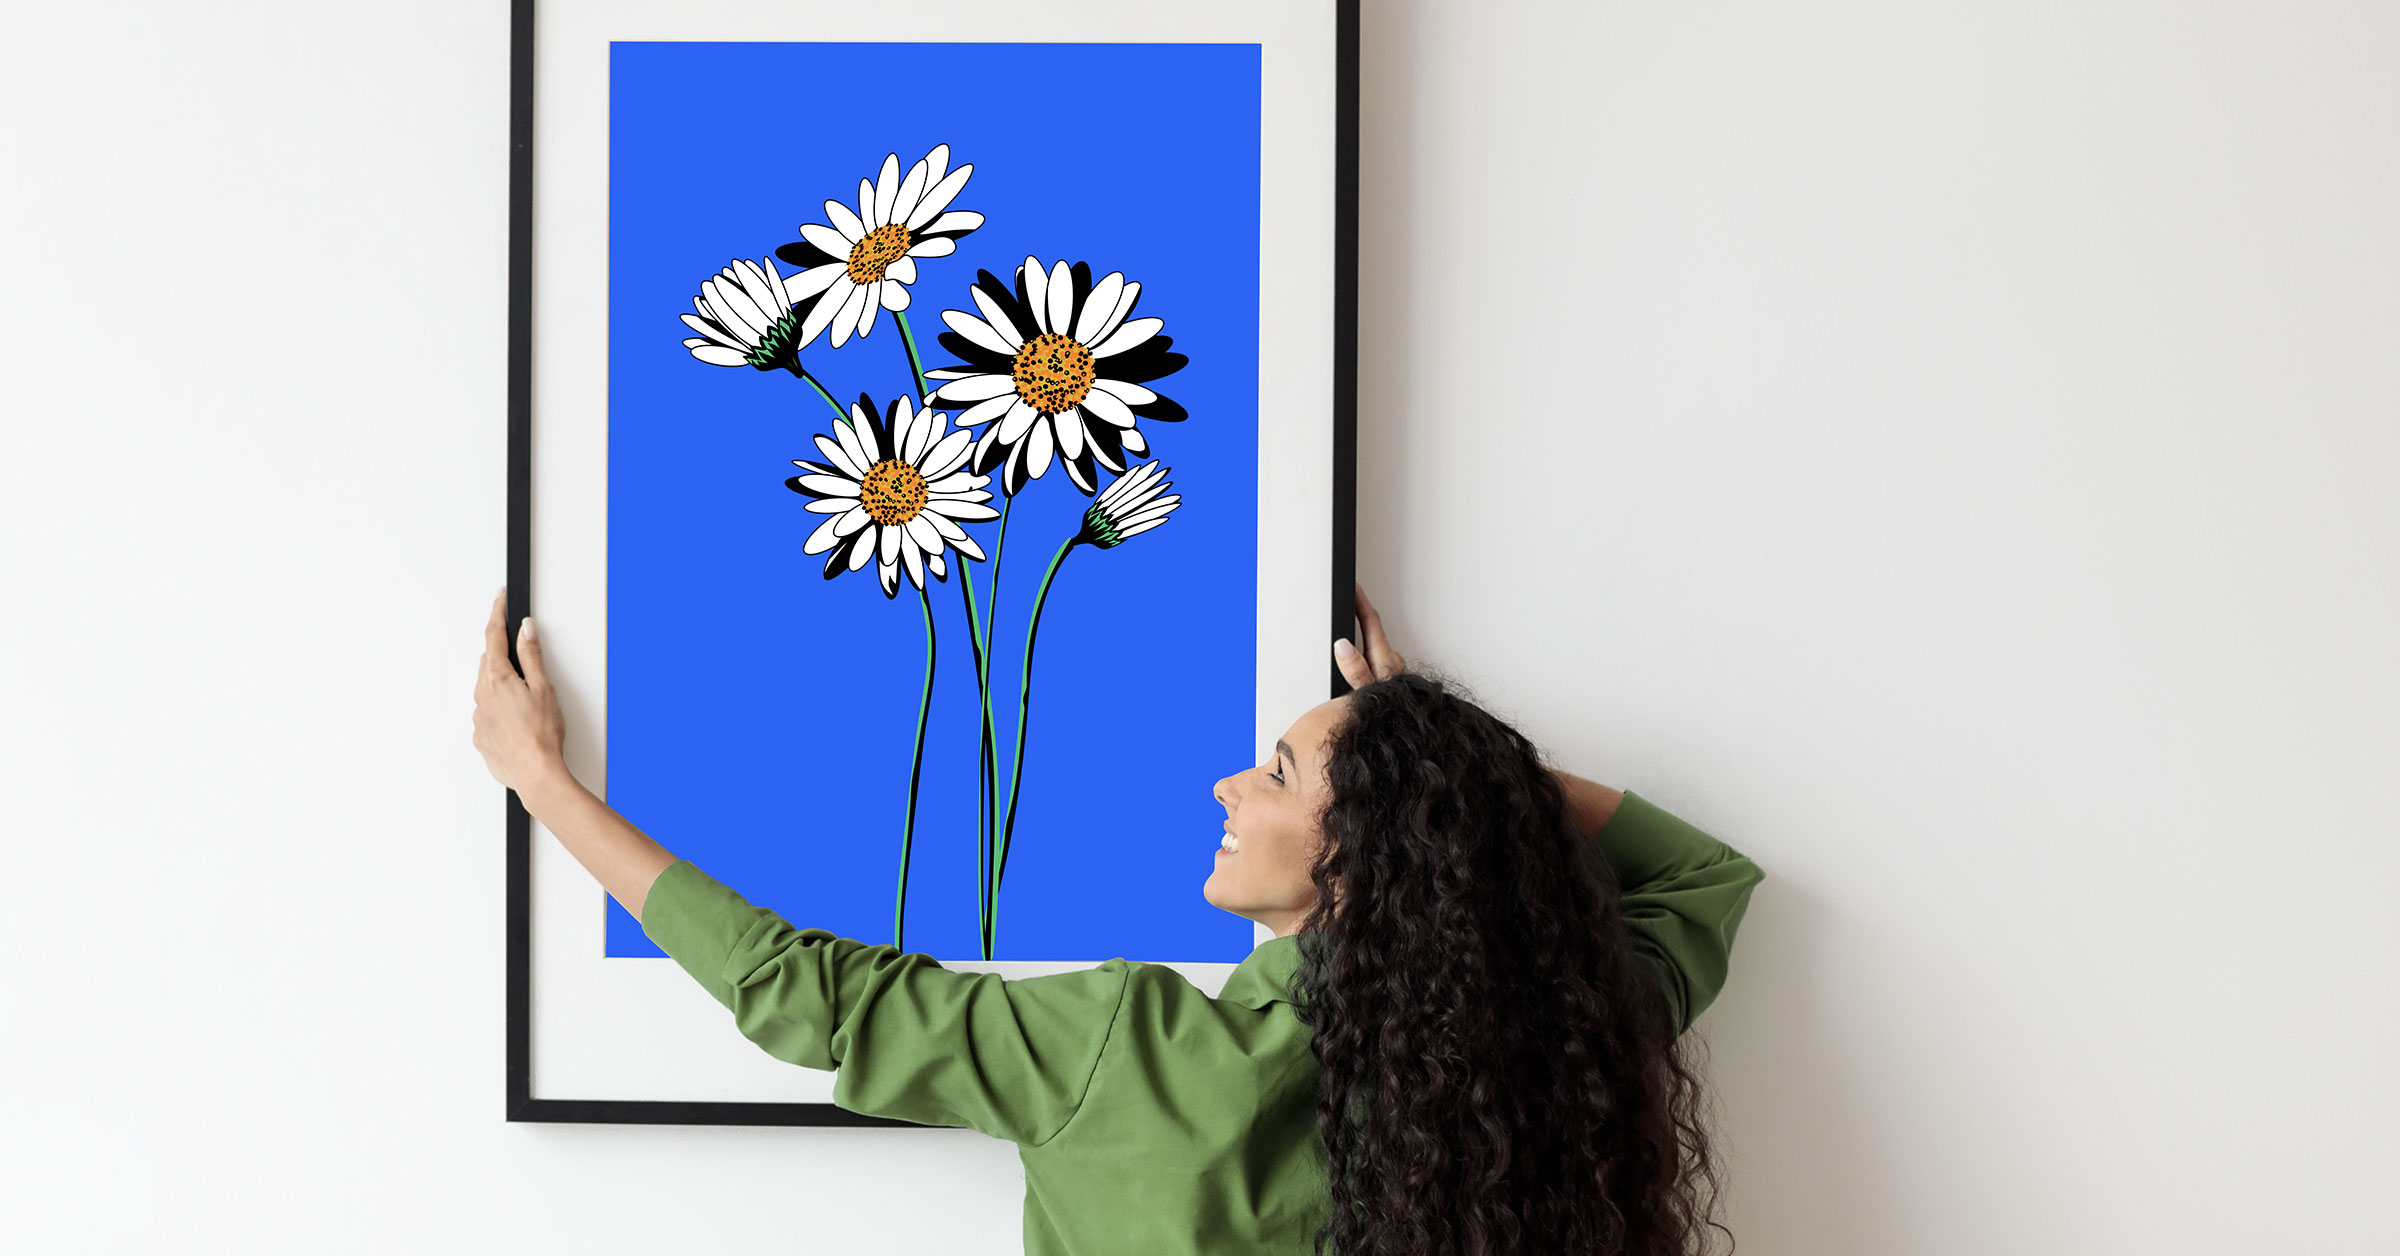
xmin=1213 ymin=773 xmax=1236 ymax=808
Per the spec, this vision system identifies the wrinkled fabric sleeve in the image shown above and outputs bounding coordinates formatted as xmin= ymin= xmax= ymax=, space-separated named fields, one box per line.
xmin=637 ymin=859 xmax=1131 ymax=1145
xmin=1593 ymin=791 xmax=1766 ymax=1036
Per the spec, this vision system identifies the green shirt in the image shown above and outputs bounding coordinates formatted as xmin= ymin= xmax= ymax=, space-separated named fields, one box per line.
xmin=640 ymin=788 xmax=1764 ymax=1254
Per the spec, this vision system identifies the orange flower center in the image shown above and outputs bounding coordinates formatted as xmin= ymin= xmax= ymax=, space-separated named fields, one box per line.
xmin=846 ymin=223 xmax=912 ymax=284
xmin=859 ymin=459 xmax=928 ymax=527
xmin=1012 ymin=333 xmax=1097 ymax=415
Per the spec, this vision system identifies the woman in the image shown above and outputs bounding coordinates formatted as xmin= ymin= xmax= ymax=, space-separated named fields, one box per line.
xmin=472 ymin=584 xmax=1764 ymax=1256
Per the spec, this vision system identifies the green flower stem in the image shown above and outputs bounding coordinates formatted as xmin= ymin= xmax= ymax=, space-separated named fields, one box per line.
xmin=983 ymin=496 xmax=1013 ymax=667
xmin=783 ymin=362 xmax=849 ymax=422
xmin=910 ymin=309 xmax=1002 ymax=950
xmin=992 ymin=536 xmax=1080 ymax=954
xmin=974 ymin=496 xmax=1015 ymax=954
xmin=894 ymin=310 xmax=932 ymax=404
xmin=894 ymin=579 xmax=938 ymax=953
xmin=954 ymin=553 xmax=998 ymax=954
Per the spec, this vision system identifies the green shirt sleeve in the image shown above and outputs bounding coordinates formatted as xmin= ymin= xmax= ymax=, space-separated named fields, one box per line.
xmin=1595 ymin=790 xmax=1766 ymax=1036
xmin=637 ymin=858 xmax=1131 ymax=1145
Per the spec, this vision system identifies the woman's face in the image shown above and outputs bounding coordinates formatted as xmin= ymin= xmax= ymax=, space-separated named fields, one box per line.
xmin=1205 ymin=694 xmax=1351 ymax=937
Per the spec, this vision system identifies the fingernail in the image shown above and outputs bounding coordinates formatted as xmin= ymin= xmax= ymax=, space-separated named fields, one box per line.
xmin=1334 ymin=638 xmax=1358 ymax=660
xmin=522 ymin=617 xmax=536 ymax=640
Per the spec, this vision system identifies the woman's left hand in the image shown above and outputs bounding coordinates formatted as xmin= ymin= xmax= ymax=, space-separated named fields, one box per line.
xmin=1334 ymin=581 xmax=1408 ymax=690
xmin=472 ymin=588 xmax=568 ymax=795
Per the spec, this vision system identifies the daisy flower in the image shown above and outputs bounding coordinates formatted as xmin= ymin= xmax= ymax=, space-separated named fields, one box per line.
xmin=774 ymin=143 xmax=984 ymax=350
xmin=924 ymin=258 xmax=1190 ymax=496
xmin=786 ymin=394 xmax=999 ymax=598
xmin=1075 ymin=461 xmax=1184 ymax=548
xmin=679 ymin=256 xmax=826 ymax=372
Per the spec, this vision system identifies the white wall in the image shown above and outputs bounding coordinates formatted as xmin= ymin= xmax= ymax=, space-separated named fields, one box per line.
xmin=4 ymin=1 xmax=2391 ymax=1251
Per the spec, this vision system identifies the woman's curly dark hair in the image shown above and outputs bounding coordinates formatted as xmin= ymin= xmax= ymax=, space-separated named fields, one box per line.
xmin=1286 ymin=668 xmax=1732 ymax=1256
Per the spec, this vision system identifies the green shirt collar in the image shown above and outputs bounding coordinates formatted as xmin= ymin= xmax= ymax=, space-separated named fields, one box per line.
xmin=1216 ymin=931 xmax=1306 ymax=1010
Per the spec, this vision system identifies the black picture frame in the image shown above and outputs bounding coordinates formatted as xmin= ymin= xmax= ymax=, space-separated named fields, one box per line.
xmin=502 ymin=0 xmax=1359 ymax=1127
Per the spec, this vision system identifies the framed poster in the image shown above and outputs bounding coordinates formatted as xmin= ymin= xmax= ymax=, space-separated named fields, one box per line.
xmin=504 ymin=0 xmax=1357 ymax=1125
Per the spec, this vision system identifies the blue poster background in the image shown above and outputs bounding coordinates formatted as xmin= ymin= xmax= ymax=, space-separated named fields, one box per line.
xmin=604 ymin=41 xmax=1262 ymax=963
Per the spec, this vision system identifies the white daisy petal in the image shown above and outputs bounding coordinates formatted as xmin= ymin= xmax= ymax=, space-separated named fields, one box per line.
xmin=917 ymin=209 xmax=983 ymax=238
xmin=686 ymin=314 xmax=739 ymax=348
xmin=703 ymin=279 xmax=768 ymax=339
xmin=1075 ymin=273 xmax=1126 ymax=343
xmin=1121 ymin=426 xmax=1148 ymax=454
xmin=924 ymin=510 xmax=969 ymax=543
xmin=997 ymin=399 xmax=1041 ymax=443
xmin=1092 ymin=317 xmax=1163 ymax=359
xmin=1003 ymin=436 xmax=1032 ymax=495
xmin=901 ymin=404 xmax=933 ymax=464
xmin=1056 ymin=410 xmax=1086 ymax=460
xmin=679 ymin=314 xmax=743 ymax=349
xmin=893 ymin=158 xmax=929 ymax=228
xmin=968 ymin=287 xmax=1025 ymax=350
xmin=927 ymin=550 xmax=947 ymax=580
xmin=904 ymin=237 xmax=956 ymax=259
xmin=1020 ymin=258 xmax=1050 ymax=332
xmin=801 ymin=278 xmax=853 ymax=345
xmin=887 ymin=255 xmax=917 ymax=286
xmin=1116 ymin=519 xmax=1166 ymax=540
xmin=937 ymin=500 xmax=1000 ymax=523
xmin=1090 ymin=280 xmax=1141 ymax=345
xmin=920 ymin=143 xmax=949 ymax=188
xmin=850 ymin=534 xmax=877 ymax=572
xmin=952 ymin=392 xmax=1017 ymax=431
xmin=788 ymin=262 xmax=846 ymax=300
xmin=852 ymin=285 xmax=880 ymax=339
xmin=942 ymin=307 xmax=1017 ymax=359
xmin=857 ymin=176 xmax=877 ymax=228
xmin=1079 ymin=387 xmax=1138 ymax=429
xmin=824 ymin=199 xmax=866 ymax=243
xmin=803 ymin=513 xmax=847 ymax=553
xmin=928 ymin=474 xmax=986 ymax=496
xmin=1045 ymin=260 xmax=1076 ymax=341
xmin=931 ymin=492 xmax=998 ymax=516
xmin=946 ymin=530 xmax=987 ymax=563
xmin=932 ymin=372 xmax=1017 ymax=404
xmin=814 ymin=433 xmax=866 ymax=479
xmin=1090 ymin=378 xmax=1158 ymax=406
xmin=829 ymin=284 xmax=870 ymax=347
xmin=878 ymin=520 xmax=903 ymax=566
xmin=903 ymin=514 xmax=943 ymax=558
xmin=872 ymin=152 xmax=902 ymax=227
xmin=732 ymin=259 xmax=783 ymax=309
xmin=834 ymin=504 xmax=874 ymax=536
xmin=880 ymin=280 xmax=909 ymax=312
xmin=905 ymin=165 xmax=973 ymax=230
xmin=922 ymin=429 xmax=973 ymax=477
xmin=798 ymin=222 xmax=853 ymax=261
xmin=902 ymin=162 xmax=964 ymax=225
xmin=1118 ymin=500 xmax=1181 ymax=528
xmin=836 ymin=417 xmax=877 ymax=470
xmin=879 ymin=560 xmax=899 ymax=596
xmin=1024 ymin=417 xmax=1055 ymax=479
xmin=904 ymin=534 xmax=930 ymax=591
xmin=688 ymin=344 xmax=749 ymax=366
xmin=803 ymin=497 xmax=853 ymax=515
xmin=796 ymin=474 xmax=863 ymax=497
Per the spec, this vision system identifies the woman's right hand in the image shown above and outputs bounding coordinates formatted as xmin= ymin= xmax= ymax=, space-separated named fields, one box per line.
xmin=1334 ymin=582 xmax=1408 ymax=690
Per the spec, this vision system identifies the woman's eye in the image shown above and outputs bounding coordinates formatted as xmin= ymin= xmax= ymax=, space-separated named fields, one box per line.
xmin=1270 ymin=764 xmax=1286 ymax=784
